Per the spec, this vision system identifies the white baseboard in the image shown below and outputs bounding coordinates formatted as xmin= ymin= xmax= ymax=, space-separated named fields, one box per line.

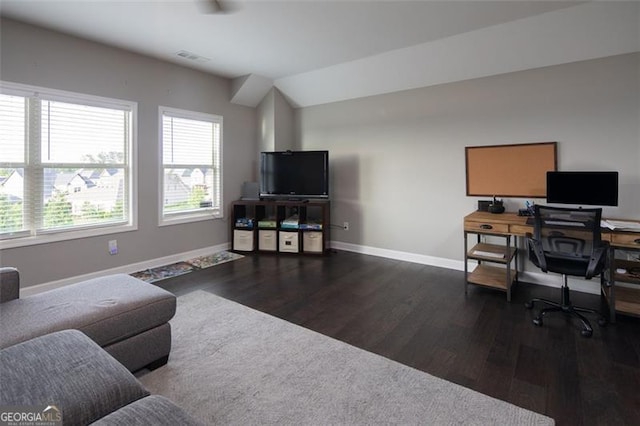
xmin=20 ymin=243 xmax=231 ymax=297
xmin=331 ymin=241 xmax=466 ymax=271
xmin=331 ymin=241 xmax=601 ymax=295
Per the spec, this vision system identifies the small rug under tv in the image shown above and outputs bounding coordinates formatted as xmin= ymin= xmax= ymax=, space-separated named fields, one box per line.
xmin=131 ymin=251 xmax=244 ymax=283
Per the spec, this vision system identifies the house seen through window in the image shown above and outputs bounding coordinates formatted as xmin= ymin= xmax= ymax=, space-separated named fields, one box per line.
xmin=0 ymin=83 xmax=136 ymax=246
xmin=160 ymin=106 xmax=223 ymax=225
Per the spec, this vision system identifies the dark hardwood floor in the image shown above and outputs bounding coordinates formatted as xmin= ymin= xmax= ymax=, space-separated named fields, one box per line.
xmin=156 ymin=250 xmax=640 ymax=425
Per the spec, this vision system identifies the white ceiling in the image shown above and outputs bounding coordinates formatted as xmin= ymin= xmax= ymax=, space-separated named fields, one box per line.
xmin=1 ymin=1 xmax=639 ymax=107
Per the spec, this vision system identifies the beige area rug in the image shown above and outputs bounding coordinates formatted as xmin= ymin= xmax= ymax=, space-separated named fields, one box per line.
xmin=139 ymin=291 xmax=554 ymax=425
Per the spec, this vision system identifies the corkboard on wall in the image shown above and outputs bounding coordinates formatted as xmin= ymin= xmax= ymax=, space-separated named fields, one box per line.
xmin=465 ymin=142 xmax=557 ymax=197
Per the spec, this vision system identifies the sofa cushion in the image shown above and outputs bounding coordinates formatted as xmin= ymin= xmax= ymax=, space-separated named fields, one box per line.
xmin=0 ymin=274 xmax=176 ymax=350
xmin=0 ymin=330 xmax=149 ymax=425
xmin=90 ymin=395 xmax=204 ymax=426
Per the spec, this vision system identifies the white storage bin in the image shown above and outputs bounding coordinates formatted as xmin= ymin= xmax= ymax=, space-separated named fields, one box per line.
xmin=233 ymin=230 xmax=255 ymax=251
xmin=259 ymin=230 xmax=277 ymax=251
xmin=303 ymin=232 xmax=323 ymax=253
xmin=279 ymin=231 xmax=299 ymax=253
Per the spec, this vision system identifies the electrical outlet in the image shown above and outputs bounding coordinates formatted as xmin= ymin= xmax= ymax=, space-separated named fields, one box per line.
xmin=343 ymin=221 xmax=349 ymax=231
xmin=108 ymin=240 xmax=118 ymax=255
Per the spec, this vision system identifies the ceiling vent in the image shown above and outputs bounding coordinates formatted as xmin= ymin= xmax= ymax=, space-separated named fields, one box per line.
xmin=176 ymin=50 xmax=210 ymax=63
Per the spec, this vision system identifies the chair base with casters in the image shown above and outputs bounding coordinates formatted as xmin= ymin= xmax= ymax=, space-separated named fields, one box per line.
xmin=525 ymin=274 xmax=607 ymax=338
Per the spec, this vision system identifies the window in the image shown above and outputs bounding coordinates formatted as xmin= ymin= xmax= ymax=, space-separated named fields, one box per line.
xmin=0 ymin=82 xmax=136 ymax=248
xmin=159 ymin=106 xmax=222 ymax=225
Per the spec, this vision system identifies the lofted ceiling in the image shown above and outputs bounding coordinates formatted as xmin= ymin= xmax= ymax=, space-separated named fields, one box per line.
xmin=1 ymin=1 xmax=638 ymax=107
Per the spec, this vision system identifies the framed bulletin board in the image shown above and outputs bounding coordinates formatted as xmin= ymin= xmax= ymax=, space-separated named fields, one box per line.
xmin=465 ymin=142 xmax=557 ymax=197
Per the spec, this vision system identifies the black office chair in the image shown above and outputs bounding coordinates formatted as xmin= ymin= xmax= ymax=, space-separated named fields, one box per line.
xmin=524 ymin=205 xmax=608 ymax=337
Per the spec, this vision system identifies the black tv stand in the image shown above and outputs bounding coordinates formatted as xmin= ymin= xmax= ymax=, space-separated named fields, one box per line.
xmin=231 ymin=199 xmax=330 ymax=255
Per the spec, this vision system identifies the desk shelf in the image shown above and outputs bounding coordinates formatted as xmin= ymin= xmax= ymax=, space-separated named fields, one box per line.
xmin=604 ymin=256 xmax=640 ymax=321
xmin=612 ymin=259 xmax=640 ymax=285
xmin=467 ymin=264 xmax=517 ymax=291
xmin=467 ymin=242 xmax=516 ymax=264
xmin=463 ymin=215 xmax=519 ymax=302
xmin=602 ymin=285 xmax=640 ymax=318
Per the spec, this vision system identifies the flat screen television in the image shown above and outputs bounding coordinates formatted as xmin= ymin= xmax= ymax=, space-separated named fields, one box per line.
xmin=546 ymin=171 xmax=618 ymax=206
xmin=260 ymin=150 xmax=329 ymax=200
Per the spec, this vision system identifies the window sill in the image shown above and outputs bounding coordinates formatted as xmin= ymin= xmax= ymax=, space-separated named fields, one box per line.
xmin=0 ymin=223 xmax=138 ymax=249
xmin=159 ymin=211 xmax=223 ymax=227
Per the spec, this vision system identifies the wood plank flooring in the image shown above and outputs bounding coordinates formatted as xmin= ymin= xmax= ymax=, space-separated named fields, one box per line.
xmin=156 ymin=250 xmax=640 ymax=425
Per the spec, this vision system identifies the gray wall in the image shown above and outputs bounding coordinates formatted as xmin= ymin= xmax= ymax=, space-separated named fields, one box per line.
xmin=2 ymin=17 xmax=638 ymax=288
xmin=257 ymin=87 xmax=295 ymax=153
xmin=273 ymin=88 xmax=295 ymax=150
xmin=257 ymin=89 xmax=276 ymax=153
xmin=296 ymin=53 xmax=640 ymax=268
xmin=0 ymin=19 xmax=257 ymax=287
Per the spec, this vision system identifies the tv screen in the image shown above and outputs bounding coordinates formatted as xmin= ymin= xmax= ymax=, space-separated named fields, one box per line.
xmin=260 ymin=150 xmax=329 ymax=199
xmin=546 ymin=171 xmax=618 ymax=206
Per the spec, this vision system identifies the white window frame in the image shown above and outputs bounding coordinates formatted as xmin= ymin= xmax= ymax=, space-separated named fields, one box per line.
xmin=0 ymin=81 xmax=138 ymax=249
xmin=158 ymin=106 xmax=223 ymax=226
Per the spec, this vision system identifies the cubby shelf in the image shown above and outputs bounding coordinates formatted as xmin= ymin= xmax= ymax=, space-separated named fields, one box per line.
xmin=230 ymin=199 xmax=330 ymax=255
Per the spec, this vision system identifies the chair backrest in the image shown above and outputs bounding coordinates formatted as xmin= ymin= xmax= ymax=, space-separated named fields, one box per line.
xmin=533 ymin=205 xmax=602 ymax=262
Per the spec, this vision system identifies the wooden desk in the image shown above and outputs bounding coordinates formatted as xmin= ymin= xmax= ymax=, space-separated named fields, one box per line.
xmin=463 ymin=211 xmax=640 ymax=321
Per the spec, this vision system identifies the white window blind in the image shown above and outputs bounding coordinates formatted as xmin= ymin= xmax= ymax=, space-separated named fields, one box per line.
xmin=160 ymin=107 xmax=222 ymax=224
xmin=0 ymin=83 xmax=136 ymax=246
xmin=0 ymin=94 xmax=26 ymax=234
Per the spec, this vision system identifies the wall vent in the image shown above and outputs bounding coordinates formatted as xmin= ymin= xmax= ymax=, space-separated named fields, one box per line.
xmin=176 ymin=50 xmax=210 ymax=63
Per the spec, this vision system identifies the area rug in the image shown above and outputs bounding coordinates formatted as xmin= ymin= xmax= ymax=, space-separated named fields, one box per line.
xmin=130 ymin=251 xmax=244 ymax=283
xmin=139 ymin=291 xmax=554 ymax=425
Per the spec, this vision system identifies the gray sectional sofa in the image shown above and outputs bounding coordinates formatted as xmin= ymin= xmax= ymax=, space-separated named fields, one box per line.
xmin=0 ymin=268 xmax=197 ymax=424
xmin=0 ymin=267 xmax=176 ymax=372
xmin=0 ymin=329 xmax=202 ymax=425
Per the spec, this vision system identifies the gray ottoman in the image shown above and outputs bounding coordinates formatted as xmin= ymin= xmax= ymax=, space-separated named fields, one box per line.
xmin=0 ymin=271 xmax=176 ymax=372
xmin=0 ymin=330 xmax=202 ymax=426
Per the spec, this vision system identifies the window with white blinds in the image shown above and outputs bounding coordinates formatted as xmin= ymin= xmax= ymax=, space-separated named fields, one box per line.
xmin=0 ymin=82 xmax=136 ymax=247
xmin=159 ymin=106 xmax=222 ymax=225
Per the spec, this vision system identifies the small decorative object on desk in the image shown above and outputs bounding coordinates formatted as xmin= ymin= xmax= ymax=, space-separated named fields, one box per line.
xmin=518 ymin=201 xmax=535 ymax=216
xmin=488 ymin=196 xmax=505 ymax=214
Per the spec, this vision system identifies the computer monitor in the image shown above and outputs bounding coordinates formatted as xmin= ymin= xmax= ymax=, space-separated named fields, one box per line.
xmin=546 ymin=171 xmax=618 ymax=207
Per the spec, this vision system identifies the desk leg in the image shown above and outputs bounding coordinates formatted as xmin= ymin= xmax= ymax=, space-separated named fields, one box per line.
xmin=607 ymin=246 xmax=616 ymax=324
xmin=506 ymin=235 xmax=511 ymax=302
xmin=515 ymin=236 xmax=519 ymax=284
xmin=464 ymin=232 xmax=468 ymax=295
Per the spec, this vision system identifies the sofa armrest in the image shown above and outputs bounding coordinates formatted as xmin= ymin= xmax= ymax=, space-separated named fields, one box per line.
xmin=0 ymin=267 xmax=19 ymax=303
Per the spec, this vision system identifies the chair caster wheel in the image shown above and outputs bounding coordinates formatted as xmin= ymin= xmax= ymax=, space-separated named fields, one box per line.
xmin=581 ymin=329 xmax=593 ymax=338
xmin=597 ymin=318 xmax=607 ymax=327
xmin=524 ymin=301 xmax=534 ymax=309
xmin=533 ymin=317 xmax=543 ymax=326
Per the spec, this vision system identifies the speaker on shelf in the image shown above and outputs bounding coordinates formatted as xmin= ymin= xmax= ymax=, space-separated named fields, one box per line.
xmin=477 ymin=200 xmax=491 ymax=212
xmin=241 ymin=182 xmax=259 ymax=200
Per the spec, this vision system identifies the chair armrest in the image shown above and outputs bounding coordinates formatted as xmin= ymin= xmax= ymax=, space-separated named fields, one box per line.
xmin=0 ymin=267 xmax=20 ymax=303
xmin=586 ymin=243 xmax=609 ymax=280
xmin=527 ymin=235 xmax=548 ymax=273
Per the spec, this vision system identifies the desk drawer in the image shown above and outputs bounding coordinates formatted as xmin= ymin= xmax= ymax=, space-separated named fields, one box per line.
xmin=611 ymin=233 xmax=640 ymax=247
xmin=510 ymin=225 xmax=533 ymax=236
xmin=464 ymin=221 xmax=509 ymax=234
